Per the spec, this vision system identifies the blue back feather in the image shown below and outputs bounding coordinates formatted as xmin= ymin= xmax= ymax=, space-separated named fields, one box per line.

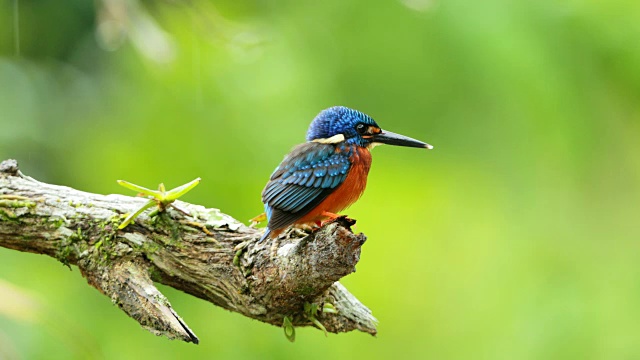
xmin=262 ymin=142 xmax=353 ymax=231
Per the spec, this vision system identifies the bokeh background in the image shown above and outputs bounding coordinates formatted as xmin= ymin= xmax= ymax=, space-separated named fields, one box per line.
xmin=1 ymin=0 xmax=640 ymax=359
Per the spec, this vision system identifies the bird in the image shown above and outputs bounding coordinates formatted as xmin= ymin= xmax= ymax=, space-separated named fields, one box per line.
xmin=259 ymin=106 xmax=432 ymax=241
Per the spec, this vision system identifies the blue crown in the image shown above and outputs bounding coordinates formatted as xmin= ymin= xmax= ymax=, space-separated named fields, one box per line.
xmin=305 ymin=106 xmax=378 ymax=142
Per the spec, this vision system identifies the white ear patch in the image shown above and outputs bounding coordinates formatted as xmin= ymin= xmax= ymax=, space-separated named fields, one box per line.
xmin=312 ymin=134 xmax=346 ymax=144
xmin=367 ymin=142 xmax=383 ymax=150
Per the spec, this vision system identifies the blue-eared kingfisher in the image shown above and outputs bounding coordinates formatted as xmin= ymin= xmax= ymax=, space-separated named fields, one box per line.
xmin=260 ymin=106 xmax=433 ymax=241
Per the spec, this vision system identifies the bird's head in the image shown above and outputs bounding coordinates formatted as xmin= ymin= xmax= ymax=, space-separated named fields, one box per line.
xmin=305 ymin=106 xmax=433 ymax=150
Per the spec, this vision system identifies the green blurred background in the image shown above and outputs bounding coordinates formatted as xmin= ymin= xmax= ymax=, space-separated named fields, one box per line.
xmin=1 ymin=0 xmax=640 ymax=359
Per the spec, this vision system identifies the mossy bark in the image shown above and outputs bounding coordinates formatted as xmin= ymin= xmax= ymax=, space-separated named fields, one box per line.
xmin=0 ymin=159 xmax=377 ymax=344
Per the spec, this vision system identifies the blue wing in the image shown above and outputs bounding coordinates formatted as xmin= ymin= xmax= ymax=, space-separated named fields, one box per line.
xmin=262 ymin=142 xmax=351 ymax=232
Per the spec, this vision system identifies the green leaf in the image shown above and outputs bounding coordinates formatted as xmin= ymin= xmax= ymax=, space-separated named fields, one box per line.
xmin=164 ymin=178 xmax=201 ymax=201
xmin=310 ymin=316 xmax=328 ymax=337
xmin=116 ymin=180 xmax=158 ymax=197
xmin=322 ymin=303 xmax=338 ymax=314
xmin=118 ymin=199 xmax=156 ymax=229
xmin=283 ymin=316 xmax=295 ymax=342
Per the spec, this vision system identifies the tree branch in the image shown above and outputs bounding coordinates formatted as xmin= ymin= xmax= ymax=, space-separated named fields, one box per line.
xmin=0 ymin=159 xmax=377 ymax=344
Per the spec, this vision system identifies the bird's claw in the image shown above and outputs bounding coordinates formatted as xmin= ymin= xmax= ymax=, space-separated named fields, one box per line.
xmin=317 ymin=212 xmax=354 ymax=228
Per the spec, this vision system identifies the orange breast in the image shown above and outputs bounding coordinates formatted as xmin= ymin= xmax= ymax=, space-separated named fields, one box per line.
xmin=297 ymin=146 xmax=372 ymax=224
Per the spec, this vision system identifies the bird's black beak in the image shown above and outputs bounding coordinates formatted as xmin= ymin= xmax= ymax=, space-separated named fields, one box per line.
xmin=372 ymin=130 xmax=433 ymax=149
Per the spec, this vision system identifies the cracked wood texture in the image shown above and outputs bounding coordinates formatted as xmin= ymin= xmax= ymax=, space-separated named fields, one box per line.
xmin=0 ymin=159 xmax=377 ymax=344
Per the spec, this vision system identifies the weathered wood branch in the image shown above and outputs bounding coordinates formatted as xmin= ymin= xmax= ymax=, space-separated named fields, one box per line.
xmin=0 ymin=159 xmax=377 ymax=344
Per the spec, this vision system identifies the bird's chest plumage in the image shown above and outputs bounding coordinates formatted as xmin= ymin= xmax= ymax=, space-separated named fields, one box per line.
xmin=334 ymin=146 xmax=372 ymax=209
xmin=302 ymin=145 xmax=372 ymax=221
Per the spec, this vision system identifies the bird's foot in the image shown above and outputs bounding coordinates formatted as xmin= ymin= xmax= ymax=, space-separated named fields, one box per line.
xmin=321 ymin=211 xmax=341 ymax=219
xmin=316 ymin=211 xmax=346 ymax=227
xmin=313 ymin=215 xmax=357 ymax=234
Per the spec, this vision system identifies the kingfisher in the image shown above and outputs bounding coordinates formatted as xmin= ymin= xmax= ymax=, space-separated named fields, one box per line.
xmin=260 ymin=106 xmax=432 ymax=241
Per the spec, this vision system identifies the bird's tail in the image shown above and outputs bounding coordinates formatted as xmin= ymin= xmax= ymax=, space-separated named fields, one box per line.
xmin=259 ymin=227 xmax=272 ymax=242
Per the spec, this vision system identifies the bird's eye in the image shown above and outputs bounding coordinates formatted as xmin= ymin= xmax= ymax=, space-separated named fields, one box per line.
xmin=355 ymin=124 xmax=367 ymax=135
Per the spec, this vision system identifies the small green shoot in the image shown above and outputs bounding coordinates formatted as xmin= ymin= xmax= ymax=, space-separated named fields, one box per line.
xmin=233 ymin=248 xmax=243 ymax=267
xmin=117 ymin=178 xmax=201 ymax=229
xmin=283 ymin=316 xmax=296 ymax=342
xmin=322 ymin=302 xmax=338 ymax=314
xmin=304 ymin=302 xmax=328 ymax=336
